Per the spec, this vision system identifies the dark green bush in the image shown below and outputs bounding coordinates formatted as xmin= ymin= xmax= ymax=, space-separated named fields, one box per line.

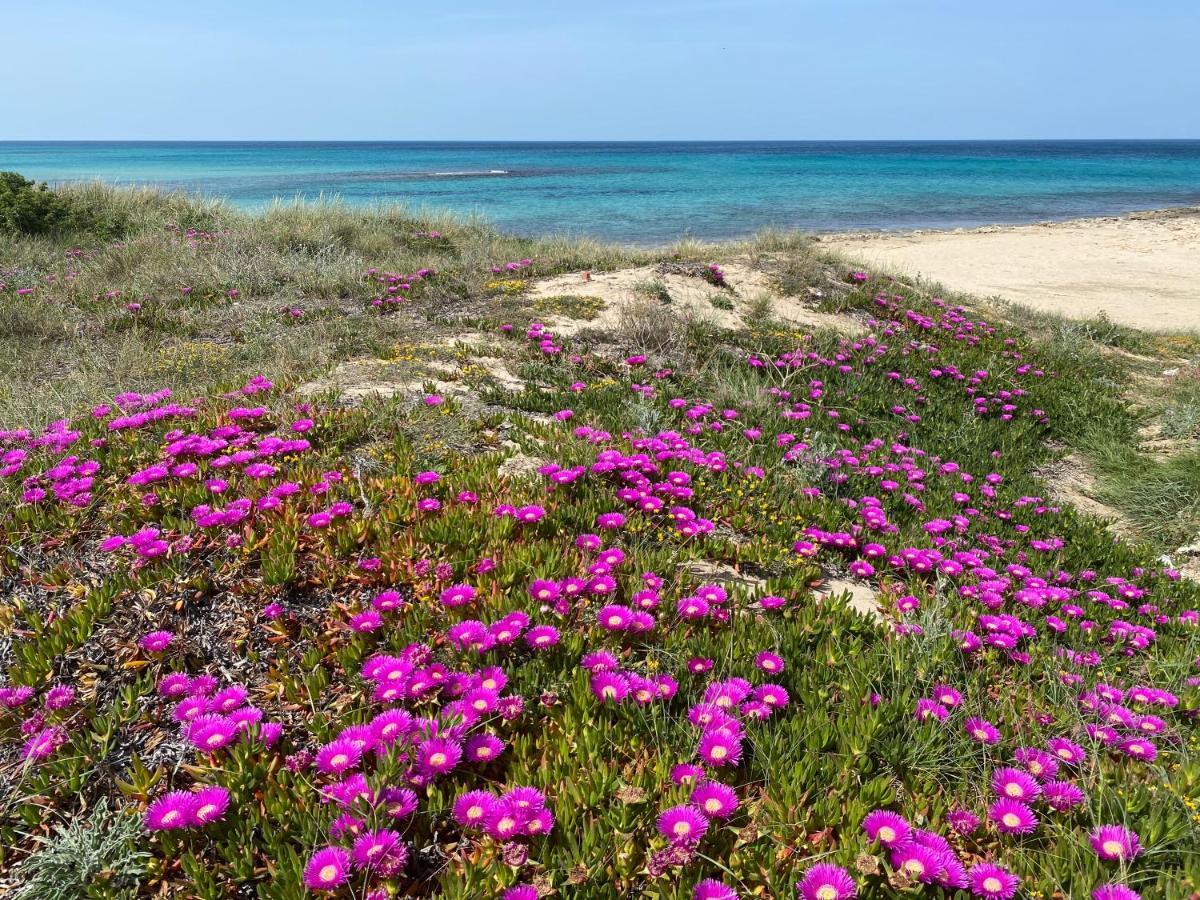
xmin=0 ymin=171 xmax=128 ymax=239
xmin=0 ymin=171 xmax=73 ymax=235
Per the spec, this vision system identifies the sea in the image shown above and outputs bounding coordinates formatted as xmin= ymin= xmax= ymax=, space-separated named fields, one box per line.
xmin=2 ymin=140 xmax=1199 ymax=244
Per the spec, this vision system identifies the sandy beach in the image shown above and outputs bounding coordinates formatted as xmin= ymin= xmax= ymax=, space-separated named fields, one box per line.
xmin=819 ymin=207 xmax=1200 ymax=331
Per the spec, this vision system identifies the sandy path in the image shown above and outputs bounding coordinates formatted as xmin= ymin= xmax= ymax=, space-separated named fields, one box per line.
xmin=818 ymin=208 xmax=1200 ymax=331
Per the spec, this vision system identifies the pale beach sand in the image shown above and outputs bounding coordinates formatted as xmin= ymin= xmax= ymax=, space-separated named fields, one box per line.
xmin=819 ymin=207 xmax=1200 ymax=331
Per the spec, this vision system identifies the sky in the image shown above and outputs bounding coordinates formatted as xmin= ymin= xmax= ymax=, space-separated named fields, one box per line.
xmin=4 ymin=0 xmax=1198 ymax=140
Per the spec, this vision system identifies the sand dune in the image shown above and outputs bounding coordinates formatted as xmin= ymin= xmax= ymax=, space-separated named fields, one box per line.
xmin=819 ymin=208 xmax=1200 ymax=331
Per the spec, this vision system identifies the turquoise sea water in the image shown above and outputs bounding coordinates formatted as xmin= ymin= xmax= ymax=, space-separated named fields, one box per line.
xmin=2 ymin=141 xmax=1199 ymax=244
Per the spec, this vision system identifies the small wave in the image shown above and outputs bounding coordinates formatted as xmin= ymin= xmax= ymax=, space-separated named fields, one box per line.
xmin=430 ymin=170 xmax=510 ymax=177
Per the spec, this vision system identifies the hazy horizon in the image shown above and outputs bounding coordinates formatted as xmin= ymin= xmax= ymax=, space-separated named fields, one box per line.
xmin=6 ymin=138 xmax=1200 ymax=144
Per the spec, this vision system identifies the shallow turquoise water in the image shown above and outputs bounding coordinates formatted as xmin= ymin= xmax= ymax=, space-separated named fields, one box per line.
xmin=2 ymin=141 xmax=1199 ymax=244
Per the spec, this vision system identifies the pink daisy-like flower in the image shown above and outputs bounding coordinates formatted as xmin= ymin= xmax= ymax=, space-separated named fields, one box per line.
xmin=698 ymin=729 xmax=742 ymax=767
xmin=990 ymin=767 xmax=1041 ymax=802
xmin=797 ymin=863 xmax=857 ymax=899
xmin=417 ymin=737 xmax=463 ymax=776
xmin=351 ymin=828 xmax=408 ymax=872
xmin=504 ymin=887 xmax=539 ymax=900
xmin=140 ymin=630 xmax=174 ymax=652
xmin=22 ymin=726 xmax=67 ymax=761
xmin=453 ymin=789 xmax=497 ymax=829
xmin=1092 ymin=885 xmax=1141 ymax=900
xmin=1047 ymin=737 xmax=1086 ymax=765
xmin=947 ymin=809 xmax=981 ymax=834
xmin=191 ymin=786 xmax=230 ymax=825
xmin=44 ymin=685 xmax=76 ymax=710
xmin=754 ymin=651 xmax=784 ymax=673
xmin=303 ymin=846 xmax=351 ymax=891
xmin=465 ymin=733 xmax=505 ymax=763
xmin=968 ymin=863 xmax=1019 ymax=899
xmin=188 ymin=715 xmax=239 ymax=752
xmin=591 ymin=671 xmax=631 ymax=703
xmin=598 ymin=604 xmax=634 ymax=631
xmin=694 ymin=879 xmax=738 ymax=900
xmin=964 ymin=717 xmax=1000 ymax=744
xmin=657 ymin=804 xmax=708 ymax=845
xmin=524 ymin=625 xmax=559 ymax=649
xmin=440 ymin=584 xmax=476 ymax=607
xmin=315 ymin=738 xmax=362 ymax=775
xmin=1090 ymin=825 xmax=1141 ymax=862
xmin=1042 ymin=780 xmax=1086 ymax=811
xmin=484 ymin=800 xmax=525 ymax=840
xmin=144 ymin=791 xmax=196 ymax=830
xmin=989 ymin=799 xmax=1038 ymax=835
xmin=1013 ymin=747 xmax=1059 ymax=781
xmin=862 ymin=809 xmax=910 ymax=848
xmin=691 ymin=781 xmax=739 ymax=818
xmin=890 ymin=843 xmax=941 ymax=884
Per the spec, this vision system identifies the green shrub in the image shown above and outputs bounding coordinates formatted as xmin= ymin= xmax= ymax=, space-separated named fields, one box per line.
xmin=0 ymin=171 xmax=74 ymax=236
xmin=0 ymin=172 xmax=130 ymax=239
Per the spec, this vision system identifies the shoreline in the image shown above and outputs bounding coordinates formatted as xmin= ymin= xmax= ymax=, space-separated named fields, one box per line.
xmin=818 ymin=206 xmax=1200 ymax=331
xmin=815 ymin=203 xmax=1200 ymax=238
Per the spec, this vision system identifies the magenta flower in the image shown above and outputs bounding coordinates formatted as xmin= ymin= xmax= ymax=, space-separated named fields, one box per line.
xmin=1092 ymin=885 xmax=1141 ymax=900
xmin=965 ymin=717 xmax=1001 ymax=744
xmin=440 ymin=583 xmax=476 ymax=606
xmin=990 ymin=767 xmax=1040 ymax=802
xmin=591 ymin=671 xmax=631 ymax=703
xmin=947 ymin=809 xmax=981 ymax=834
xmin=417 ymin=737 xmax=463 ymax=776
xmin=1090 ymin=825 xmax=1141 ymax=862
xmin=1047 ymin=737 xmax=1086 ymax=765
xmin=968 ymin=863 xmax=1019 ymax=899
xmin=890 ymin=843 xmax=941 ymax=884
xmin=303 ymin=846 xmax=351 ymax=891
xmin=315 ymin=738 xmax=362 ymax=775
xmin=465 ymin=733 xmax=505 ymax=762
xmin=1042 ymin=780 xmax=1086 ymax=811
xmin=698 ymin=729 xmax=743 ymax=767
xmin=524 ymin=625 xmax=560 ymax=649
xmin=863 ymin=809 xmax=910 ymax=848
xmin=989 ymin=799 xmax=1038 ymax=835
xmin=694 ymin=880 xmax=738 ymax=900
xmin=691 ymin=781 xmax=739 ymax=818
xmin=453 ymin=789 xmax=497 ymax=828
xmin=796 ymin=863 xmax=857 ymax=899
xmin=139 ymin=630 xmax=174 ymax=652
xmin=754 ymin=651 xmax=785 ymax=673
xmin=192 ymin=786 xmax=230 ymax=825
xmin=187 ymin=715 xmax=239 ymax=752
xmin=351 ymin=828 xmax=408 ymax=872
xmin=144 ymin=791 xmax=196 ymax=830
xmin=657 ymin=804 xmax=708 ymax=845
xmin=598 ymin=604 xmax=634 ymax=631
xmin=44 ymin=685 xmax=76 ymax=710
xmin=484 ymin=800 xmax=524 ymax=840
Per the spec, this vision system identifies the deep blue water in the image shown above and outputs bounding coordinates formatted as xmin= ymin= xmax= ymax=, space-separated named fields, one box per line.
xmin=2 ymin=141 xmax=1199 ymax=244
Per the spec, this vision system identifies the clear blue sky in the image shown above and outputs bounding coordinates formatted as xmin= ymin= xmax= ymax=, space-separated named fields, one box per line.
xmin=5 ymin=0 xmax=1198 ymax=140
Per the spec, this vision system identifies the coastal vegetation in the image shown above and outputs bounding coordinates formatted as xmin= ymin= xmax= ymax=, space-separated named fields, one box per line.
xmin=2 ymin=179 xmax=1199 ymax=899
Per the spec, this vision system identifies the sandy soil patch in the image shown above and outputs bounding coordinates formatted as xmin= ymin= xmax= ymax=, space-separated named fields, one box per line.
xmin=1035 ymin=453 xmax=1127 ymax=533
xmin=813 ymin=578 xmax=882 ymax=621
xmin=297 ymin=332 xmax=525 ymax=404
xmin=528 ymin=262 xmax=864 ymax=336
xmin=819 ymin=208 xmax=1200 ymax=331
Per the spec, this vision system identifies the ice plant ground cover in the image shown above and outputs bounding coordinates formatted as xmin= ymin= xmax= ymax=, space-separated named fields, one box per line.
xmin=2 ymin=184 xmax=1200 ymax=898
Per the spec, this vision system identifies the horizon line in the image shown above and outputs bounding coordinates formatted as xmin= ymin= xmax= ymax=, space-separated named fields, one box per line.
xmin=4 ymin=137 xmax=1200 ymax=144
